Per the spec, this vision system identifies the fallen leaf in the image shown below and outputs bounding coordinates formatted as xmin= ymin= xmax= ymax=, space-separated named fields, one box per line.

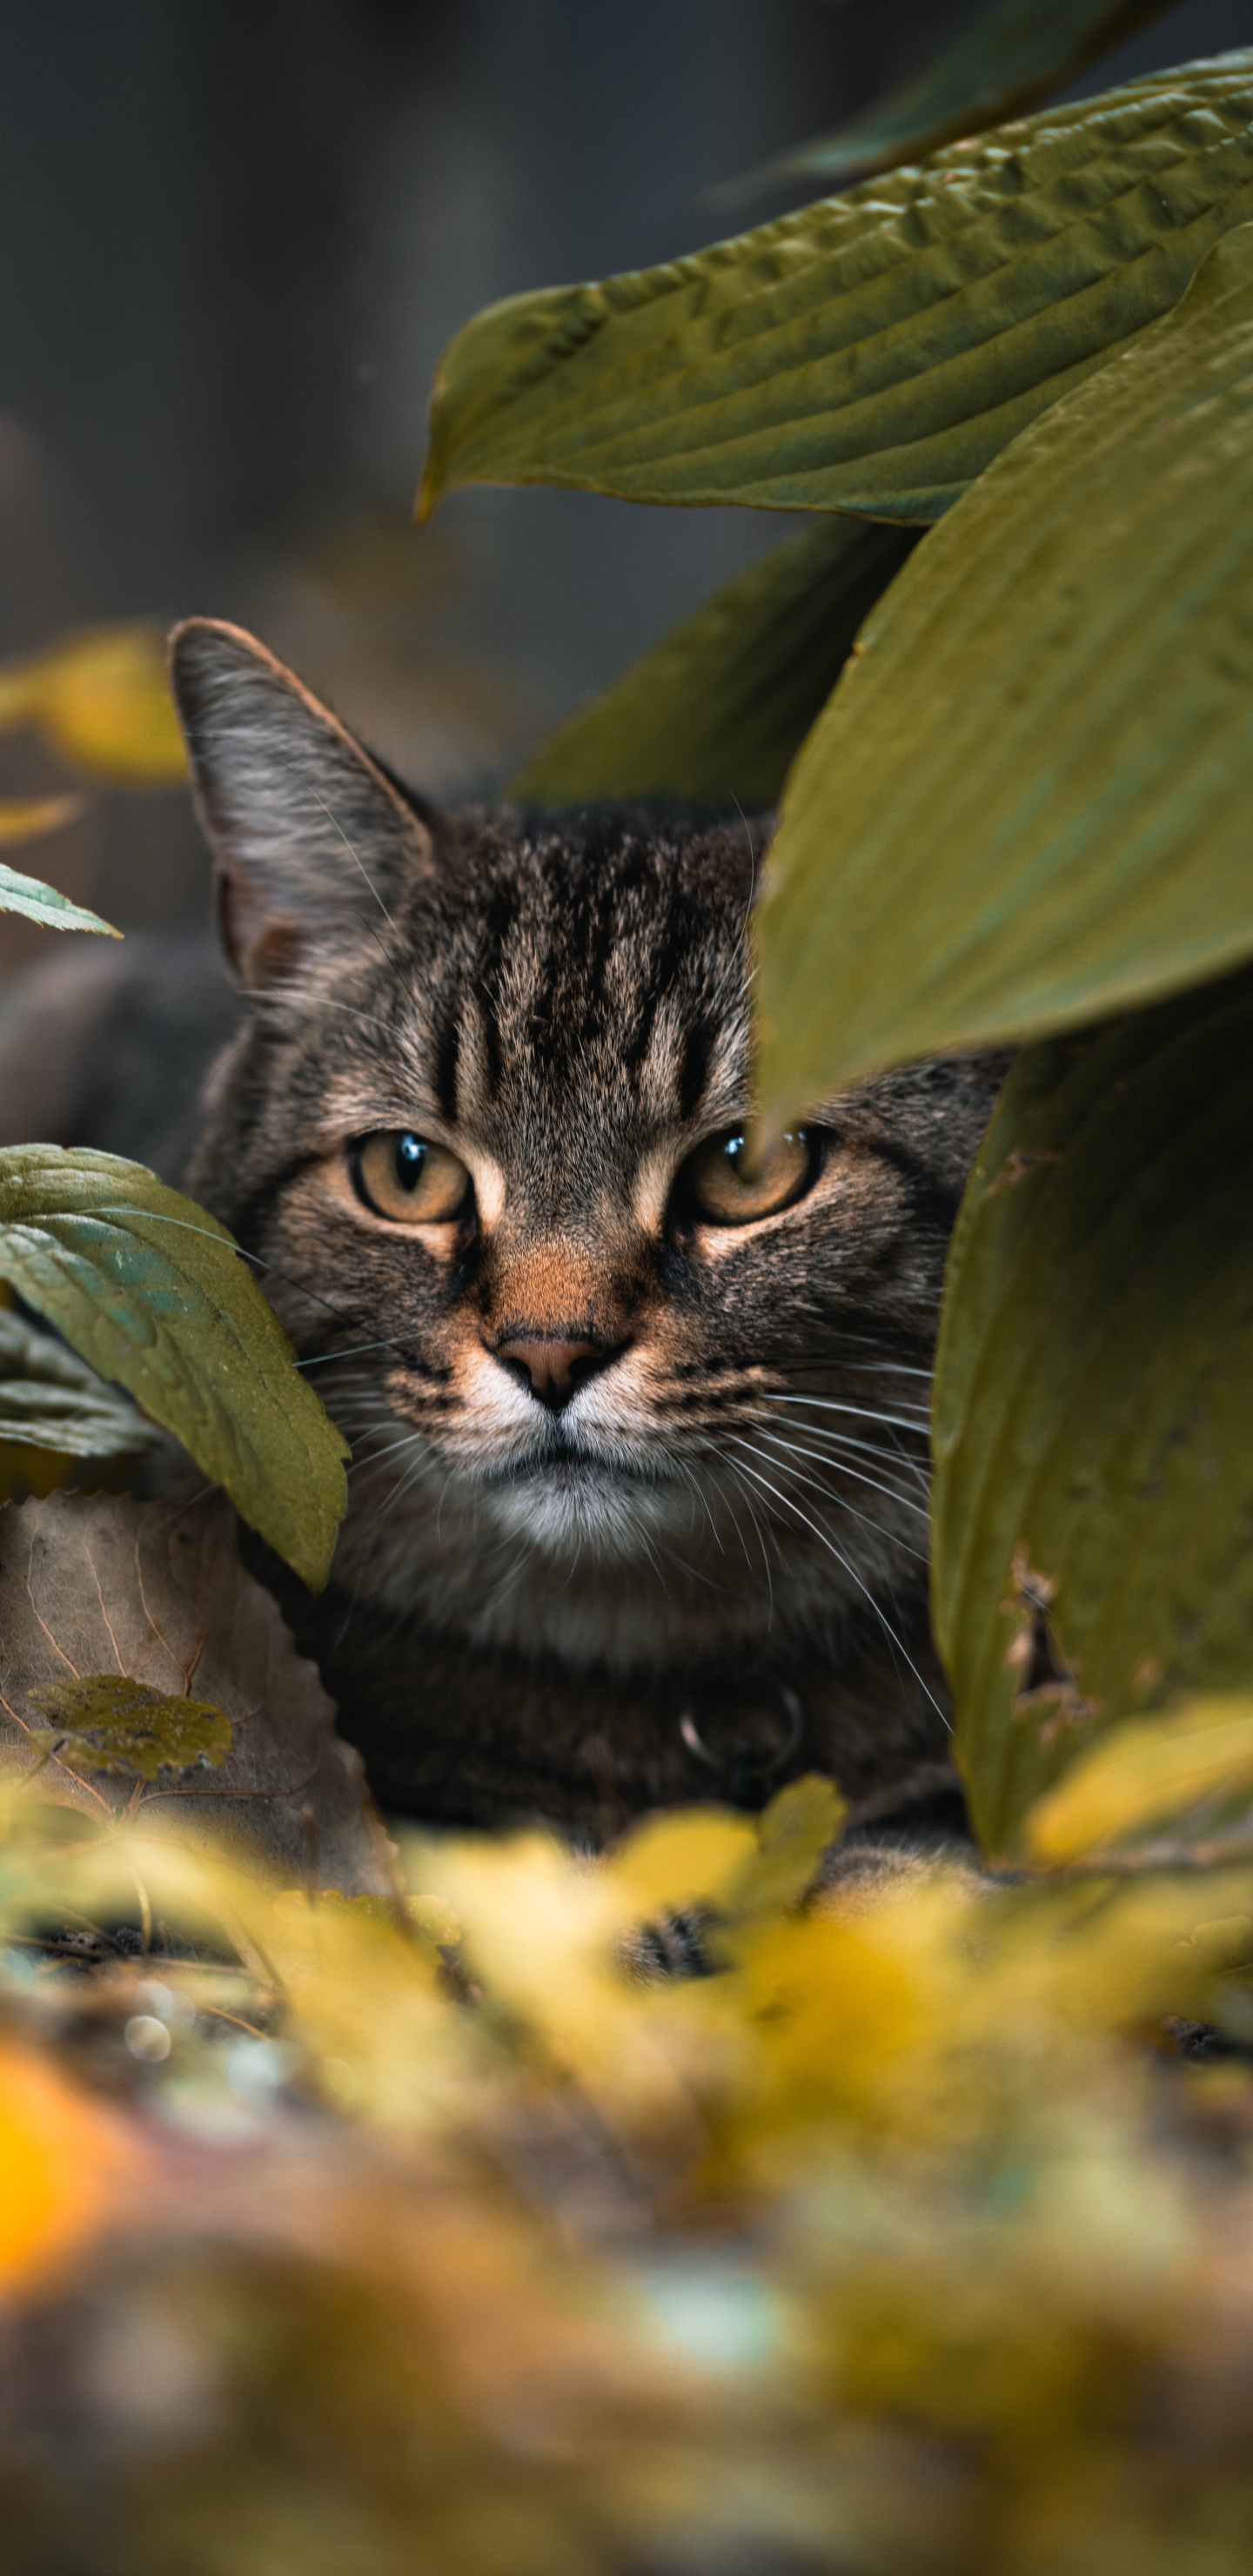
xmin=0 ymin=1490 xmax=392 ymax=1894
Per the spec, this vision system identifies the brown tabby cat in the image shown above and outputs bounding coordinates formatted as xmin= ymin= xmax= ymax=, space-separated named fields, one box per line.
xmin=166 ymin=619 xmax=1004 ymax=1846
xmin=0 ymin=619 xmax=1006 ymax=1851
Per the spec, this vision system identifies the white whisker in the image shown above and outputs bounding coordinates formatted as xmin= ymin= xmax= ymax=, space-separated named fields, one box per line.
xmin=727 ymin=1449 xmax=949 ymax=1729
xmin=728 ymin=1432 xmax=928 ymax=1563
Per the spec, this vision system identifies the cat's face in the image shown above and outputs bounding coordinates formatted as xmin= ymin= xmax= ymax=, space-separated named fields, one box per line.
xmin=175 ymin=621 xmax=1002 ymax=1669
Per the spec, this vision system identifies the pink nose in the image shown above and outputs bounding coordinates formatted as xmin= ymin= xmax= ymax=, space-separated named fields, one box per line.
xmin=493 ymin=1336 xmax=620 ymax=1412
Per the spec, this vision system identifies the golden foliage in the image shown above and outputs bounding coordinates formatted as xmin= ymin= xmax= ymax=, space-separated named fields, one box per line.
xmin=0 ymin=1761 xmax=1246 ymax=2568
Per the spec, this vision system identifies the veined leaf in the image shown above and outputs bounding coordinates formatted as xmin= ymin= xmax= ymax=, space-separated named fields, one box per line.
xmin=754 ymin=219 xmax=1253 ymax=1129
xmin=0 ymin=1149 xmax=347 ymax=1591
xmin=29 ymin=1674 xmax=232 ymax=1783
xmin=933 ymin=970 xmax=1253 ymax=1858
xmin=0 ymin=847 xmax=116 ymax=936
xmin=511 ymin=520 xmax=917 ymax=808
xmin=0 ymin=626 xmax=187 ymax=788
xmin=720 ymin=0 xmax=1176 ymax=201
xmin=421 ymin=55 xmax=1253 ymax=525
xmin=1025 ymin=1697 xmax=1253 ymax=1866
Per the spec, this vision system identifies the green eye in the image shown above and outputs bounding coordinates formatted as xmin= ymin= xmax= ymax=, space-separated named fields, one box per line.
xmin=680 ymin=1127 xmax=816 ymax=1224
xmin=352 ymin=1131 xmax=472 ymax=1224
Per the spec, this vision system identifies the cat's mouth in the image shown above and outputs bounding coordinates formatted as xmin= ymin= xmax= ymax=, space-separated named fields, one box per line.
xmin=474 ymin=1445 xmax=685 ymax=1561
xmin=483 ymin=1452 xmax=669 ymax=1491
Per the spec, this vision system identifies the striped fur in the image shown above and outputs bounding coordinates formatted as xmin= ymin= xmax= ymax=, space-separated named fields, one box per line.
xmin=173 ymin=621 xmax=1006 ymax=1837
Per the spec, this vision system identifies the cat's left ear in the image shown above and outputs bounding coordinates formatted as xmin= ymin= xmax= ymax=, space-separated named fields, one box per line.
xmin=169 ymin=617 xmax=436 ymax=991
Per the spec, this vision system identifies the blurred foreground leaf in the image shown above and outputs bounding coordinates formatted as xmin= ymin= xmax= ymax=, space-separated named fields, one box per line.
xmin=0 ymin=625 xmax=187 ymax=787
xmin=29 ymin=1676 xmax=232 ymax=1783
xmin=755 ymin=223 xmax=1253 ymax=1125
xmin=935 ymin=969 xmax=1253 ymax=1857
xmin=512 ymin=521 xmax=917 ymax=808
xmin=720 ymin=0 xmax=1176 ymax=198
xmin=1026 ymin=1696 xmax=1253 ymax=1865
xmin=0 ymin=1147 xmax=347 ymax=1591
xmin=422 ymin=55 xmax=1253 ymax=525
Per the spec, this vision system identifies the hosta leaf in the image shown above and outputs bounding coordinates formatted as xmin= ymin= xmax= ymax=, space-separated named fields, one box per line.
xmin=421 ymin=54 xmax=1253 ymax=526
xmin=754 ymin=218 xmax=1253 ymax=1130
xmin=0 ymin=626 xmax=187 ymax=788
xmin=511 ymin=520 xmax=917 ymax=808
xmin=0 ymin=1148 xmax=347 ymax=1592
xmin=0 ymin=848 xmax=116 ymax=936
xmin=29 ymin=1674 xmax=232 ymax=1782
xmin=933 ymin=969 xmax=1253 ymax=1859
xmin=1025 ymin=1697 xmax=1253 ymax=1866
xmin=720 ymin=0 xmax=1175 ymax=201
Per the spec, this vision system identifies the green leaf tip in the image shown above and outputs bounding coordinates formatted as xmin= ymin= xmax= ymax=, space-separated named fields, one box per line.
xmin=0 ymin=856 xmax=118 ymax=937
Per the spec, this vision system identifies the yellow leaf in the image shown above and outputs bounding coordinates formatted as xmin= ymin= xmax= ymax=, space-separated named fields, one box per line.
xmin=0 ymin=626 xmax=187 ymax=788
xmin=730 ymin=1774 xmax=846 ymax=1921
xmin=1024 ymin=1695 xmax=1253 ymax=1866
xmin=0 ymin=795 xmax=84 ymax=848
xmin=606 ymin=1809 xmax=758 ymax=1916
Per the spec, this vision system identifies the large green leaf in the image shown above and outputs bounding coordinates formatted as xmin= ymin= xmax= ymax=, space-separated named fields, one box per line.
xmin=719 ymin=0 xmax=1176 ymax=201
xmin=421 ymin=54 xmax=1253 ymax=526
xmin=754 ymin=219 xmax=1253 ymax=1130
xmin=0 ymin=1150 xmax=347 ymax=1591
xmin=933 ymin=969 xmax=1253 ymax=1860
xmin=511 ymin=520 xmax=917 ymax=809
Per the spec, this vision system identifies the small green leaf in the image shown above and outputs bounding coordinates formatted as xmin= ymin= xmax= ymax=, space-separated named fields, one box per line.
xmin=0 ymin=852 xmax=117 ymax=936
xmin=29 ymin=1674 xmax=232 ymax=1781
xmin=755 ymin=220 xmax=1253 ymax=1129
xmin=511 ymin=521 xmax=917 ymax=810
xmin=933 ymin=968 xmax=1253 ymax=1858
xmin=730 ymin=1774 xmax=847 ymax=1921
xmin=421 ymin=55 xmax=1253 ymax=526
xmin=0 ymin=1149 xmax=347 ymax=1592
xmin=718 ymin=0 xmax=1174 ymax=201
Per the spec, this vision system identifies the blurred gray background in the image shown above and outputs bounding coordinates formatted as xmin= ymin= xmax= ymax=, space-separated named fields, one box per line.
xmin=0 ymin=0 xmax=1246 ymax=954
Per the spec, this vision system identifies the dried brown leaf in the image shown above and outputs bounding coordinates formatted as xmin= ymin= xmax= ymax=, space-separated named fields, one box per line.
xmin=0 ymin=1491 xmax=392 ymax=1894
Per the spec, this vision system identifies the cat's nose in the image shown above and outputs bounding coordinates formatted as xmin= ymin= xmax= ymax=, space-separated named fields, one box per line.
xmin=492 ymin=1334 xmax=622 ymax=1412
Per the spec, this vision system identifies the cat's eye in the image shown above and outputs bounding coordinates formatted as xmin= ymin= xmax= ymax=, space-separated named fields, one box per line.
xmin=352 ymin=1130 xmax=472 ymax=1225
xmin=680 ymin=1126 xmax=817 ymax=1225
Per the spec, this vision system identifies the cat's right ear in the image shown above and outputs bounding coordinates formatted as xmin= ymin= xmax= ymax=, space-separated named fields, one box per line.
xmin=169 ymin=618 xmax=436 ymax=991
